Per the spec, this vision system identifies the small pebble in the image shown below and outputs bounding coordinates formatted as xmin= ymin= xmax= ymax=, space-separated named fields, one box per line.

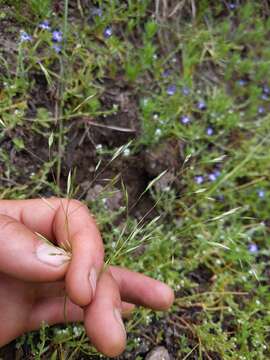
xmin=146 ymin=346 xmax=170 ymax=360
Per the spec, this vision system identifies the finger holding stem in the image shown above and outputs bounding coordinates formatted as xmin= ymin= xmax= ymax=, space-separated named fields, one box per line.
xmin=0 ymin=198 xmax=105 ymax=307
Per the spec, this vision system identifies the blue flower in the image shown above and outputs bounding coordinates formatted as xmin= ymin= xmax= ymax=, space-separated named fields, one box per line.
xmin=208 ymin=169 xmax=221 ymax=182
xmin=258 ymin=106 xmax=265 ymax=115
xmin=194 ymin=175 xmax=204 ymax=185
xmin=182 ymin=86 xmax=190 ymax=96
xmin=91 ymin=7 xmax=103 ymax=17
xmin=162 ymin=69 xmax=171 ymax=78
xmin=248 ymin=243 xmax=258 ymax=254
xmin=197 ymin=100 xmax=207 ymax=111
xmin=261 ymin=94 xmax=269 ymax=101
xmin=208 ymin=173 xmax=217 ymax=182
xmin=20 ymin=31 xmax=32 ymax=43
xmin=52 ymin=44 xmax=62 ymax=53
xmin=257 ymin=189 xmax=265 ymax=198
xmin=216 ymin=195 xmax=224 ymax=202
xmin=39 ymin=20 xmax=50 ymax=30
xmin=180 ymin=115 xmax=190 ymax=125
xmin=52 ymin=30 xmax=63 ymax=42
xmin=229 ymin=3 xmax=237 ymax=10
xmin=237 ymin=79 xmax=247 ymax=86
xmin=206 ymin=127 xmax=214 ymax=136
xmin=103 ymin=26 xmax=113 ymax=38
xmin=262 ymin=84 xmax=270 ymax=95
xmin=167 ymin=85 xmax=176 ymax=96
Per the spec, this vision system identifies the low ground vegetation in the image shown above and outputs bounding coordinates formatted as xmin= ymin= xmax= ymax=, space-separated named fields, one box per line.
xmin=0 ymin=1 xmax=270 ymax=359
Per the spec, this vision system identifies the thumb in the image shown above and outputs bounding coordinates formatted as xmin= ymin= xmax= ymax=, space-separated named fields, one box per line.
xmin=0 ymin=214 xmax=70 ymax=282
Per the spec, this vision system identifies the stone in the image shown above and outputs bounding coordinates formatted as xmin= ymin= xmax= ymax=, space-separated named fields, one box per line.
xmin=145 ymin=346 xmax=170 ymax=360
xmin=154 ymin=171 xmax=175 ymax=192
xmin=85 ymin=184 xmax=104 ymax=202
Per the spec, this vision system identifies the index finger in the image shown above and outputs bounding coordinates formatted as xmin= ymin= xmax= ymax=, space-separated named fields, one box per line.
xmin=110 ymin=266 xmax=174 ymax=310
xmin=53 ymin=199 xmax=104 ymax=306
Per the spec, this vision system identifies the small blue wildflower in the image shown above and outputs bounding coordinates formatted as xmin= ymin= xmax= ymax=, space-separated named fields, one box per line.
xmin=162 ymin=69 xmax=171 ymax=78
xmin=261 ymin=93 xmax=269 ymax=101
xmin=180 ymin=115 xmax=190 ymax=125
xmin=182 ymin=86 xmax=190 ymax=96
xmin=52 ymin=30 xmax=63 ymax=42
xmin=248 ymin=243 xmax=258 ymax=254
xmin=213 ymin=169 xmax=221 ymax=177
xmin=167 ymin=84 xmax=176 ymax=96
xmin=52 ymin=44 xmax=62 ymax=53
xmin=262 ymin=84 xmax=270 ymax=95
xmin=20 ymin=31 xmax=32 ymax=43
xmin=91 ymin=7 xmax=103 ymax=17
xmin=206 ymin=127 xmax=214 ymax=136
xmin=258 ymin=106 xmax=265 ymax=115
xmin=229 ymin=3 xmax=237 ymax=10
xmin=257 ymin=189 xmax=265 ymax=198
xmin=103 ymin=26 xmax=113 ymax=38
xmin=197 ymin=100 xmax=207 ymax=111
xmin=216 ymin=195 xmax=224 ymax=202
xmin=208 ymin=173 xmax=217 ymax=182
xmin=195 ymin=175 xmax=204 ymax=185
xmin=39 ymin=20 xmax=50 ymax=30
xmin=237 ymin=79 xmax=247 ymax=86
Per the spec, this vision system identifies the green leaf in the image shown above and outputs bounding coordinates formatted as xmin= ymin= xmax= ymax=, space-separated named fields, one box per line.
xmin=50 ymin=350 xmax=58 ymax=360
xmin=0 ymin=118 xmax=6 ymax=127
xmin=12 ymin=137 xmax=25 ymax=150
xmin=48 ymin=132 xmax=54 ymax=148
xmin=145 ymin=21 xmax=158 ymax=39
xmin=67 ymin=169 xmax=72 ymax=196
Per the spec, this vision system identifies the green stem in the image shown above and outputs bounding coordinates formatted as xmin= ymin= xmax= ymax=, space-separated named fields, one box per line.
xmin=56 ymin=0 xmax=69 ymax=189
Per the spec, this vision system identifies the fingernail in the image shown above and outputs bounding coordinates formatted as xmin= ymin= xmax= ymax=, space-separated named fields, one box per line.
xmin=36 ymin=243 xmax=70 ymax=267
xmin=89 ymin=268 xmax=97 ymax=297
xmin=113 ymin=308 xmax=126 ymax=336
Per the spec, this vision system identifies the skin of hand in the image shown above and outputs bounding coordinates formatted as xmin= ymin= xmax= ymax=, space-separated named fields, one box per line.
xmin=0 ymin=198 xmax=174 ymax=358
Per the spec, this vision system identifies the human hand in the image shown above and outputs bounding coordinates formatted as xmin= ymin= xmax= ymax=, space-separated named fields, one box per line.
xmin=0 ymin=198 xmax=174 ymax=357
